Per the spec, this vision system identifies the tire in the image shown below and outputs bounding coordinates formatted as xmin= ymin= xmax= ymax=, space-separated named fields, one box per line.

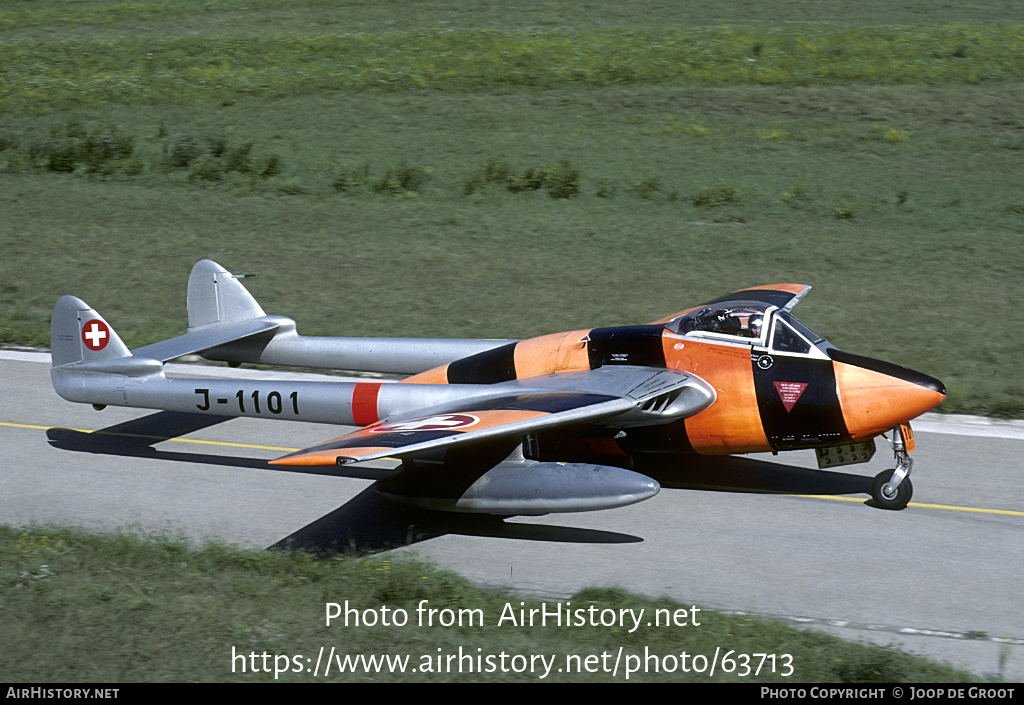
xmin=871 ymin=469 xmax=913 ymax=510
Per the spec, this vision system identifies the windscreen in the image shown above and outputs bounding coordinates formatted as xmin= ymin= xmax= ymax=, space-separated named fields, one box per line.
xmin=770 ymin=312 xmax=829 ymax=354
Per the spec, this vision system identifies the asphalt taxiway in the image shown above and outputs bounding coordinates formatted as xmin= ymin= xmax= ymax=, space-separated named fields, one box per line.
xmin=2 ymin=351 xmax=1022 ymax=680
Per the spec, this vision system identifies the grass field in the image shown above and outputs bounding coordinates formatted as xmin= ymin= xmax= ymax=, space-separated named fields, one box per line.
xmin=0 ymin=526 xmax=983 ymax=682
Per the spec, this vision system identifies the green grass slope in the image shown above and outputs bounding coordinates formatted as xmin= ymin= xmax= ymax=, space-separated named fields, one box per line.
xmin=0 ymin=526 xmax=983 ymax=682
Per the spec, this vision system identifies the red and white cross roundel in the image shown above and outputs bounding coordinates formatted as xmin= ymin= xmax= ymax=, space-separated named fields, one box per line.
xmin=369 ymin=414 xmax=480 ymax=434
xmin=81 ymin=319 xmax=111 ymax=352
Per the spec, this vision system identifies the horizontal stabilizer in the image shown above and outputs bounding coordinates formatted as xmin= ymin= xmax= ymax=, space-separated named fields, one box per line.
xmin=131 ymin=318 xmax=283 ymax=363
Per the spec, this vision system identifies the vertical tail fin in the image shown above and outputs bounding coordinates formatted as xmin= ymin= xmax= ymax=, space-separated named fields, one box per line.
xmin=187 ymin=259 xmax=265 ymax=329
xmin=50 ymin=295 xmax=132 ymax=367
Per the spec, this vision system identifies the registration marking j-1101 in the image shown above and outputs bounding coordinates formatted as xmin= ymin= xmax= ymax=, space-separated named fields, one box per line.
xmin=194 ymin=388 xmax=299 ymax=416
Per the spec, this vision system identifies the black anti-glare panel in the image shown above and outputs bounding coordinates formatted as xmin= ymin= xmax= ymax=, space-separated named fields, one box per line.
xmin=447 ymin=342 xmax=518 ymax=384
xmin=753 ymin=354 xmax=852 ymax=451
xmin=586 ymin=326 xmax=666 ymax=369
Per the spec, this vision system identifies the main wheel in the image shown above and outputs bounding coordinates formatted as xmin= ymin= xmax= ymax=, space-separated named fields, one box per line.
xmin=871 ymin=469 xmax=913 ymax=510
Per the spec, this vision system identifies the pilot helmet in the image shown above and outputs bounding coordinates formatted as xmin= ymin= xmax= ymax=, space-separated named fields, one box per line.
xmin=748 ymin=315 xmax=763 ymax=337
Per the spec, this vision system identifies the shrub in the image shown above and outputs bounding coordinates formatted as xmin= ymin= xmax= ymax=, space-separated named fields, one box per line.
xmin=630 ymin=176 xmax=662 ymax=200
xmin=462 ymin=157 xmax=512 ymax=195
xmin=884 ymin=128 xmax=909 ymax=143
xmin=81 ymin=132 xmax=134 ymax=173
xmin=15 ymin=122 xmax=136 ymax=174
xmin=165 ymin=132 xmax=281 ymax=181
xmin=507 ymin=167 xmax=544 ymax=193
xmin=542 ymin=159 xmax=580 ymax=199
xmin=693 ymin=185 xmax=739 ymax=207
xmin=258 ymin=154 xmax=282 ymax=178
xmin=187 ymin=153 xmax=224 ymax=181
xmin=332 ymin=162 xmax=371 ymax=192
xmin=166 ymin=133 xmax=204 ymax=169
xmin=834 ymin=203 xmax=858 ymax=219
xmin=462 ymin=157 xmax=578 ymax=198
xmin=370 ymin=164 xmax=430 ymax=195
xmin=781 ymin=184 xmax=808 ymax=205
xmin=594 ymin=178 xmax=616 ymax=199
xmin=481 ymin=158 xmax=512 ymax=185
xmin=224 ymin=142 xmax=253 ymax=173
xmin=394 ymin=163 xmax=431 ymax=193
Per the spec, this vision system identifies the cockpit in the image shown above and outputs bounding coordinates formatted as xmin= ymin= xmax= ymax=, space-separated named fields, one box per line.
xmin=665 ymin=302 xmax=831 ymax=358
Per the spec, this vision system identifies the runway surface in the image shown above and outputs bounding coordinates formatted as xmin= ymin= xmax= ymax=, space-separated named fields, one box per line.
xmin=3 ymin=351 xmax=1022 ymax=680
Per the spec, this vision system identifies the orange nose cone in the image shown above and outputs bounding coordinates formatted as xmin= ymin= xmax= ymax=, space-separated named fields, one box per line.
xmin=831 ymin=351 xmax=945 ymax=440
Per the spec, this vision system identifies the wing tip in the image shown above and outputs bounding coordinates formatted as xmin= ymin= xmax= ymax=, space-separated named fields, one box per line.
xmin=269 ymin=447 xmax=391 ymax=467
xmin=268 ymin=456 xmax=322 ymax=467
xmin=269 ymin=454 xmax=346 ymax=467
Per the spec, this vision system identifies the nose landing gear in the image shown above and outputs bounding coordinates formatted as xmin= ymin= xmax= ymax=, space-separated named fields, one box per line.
xmin=871 ymin=425 xmax=914 ymax=510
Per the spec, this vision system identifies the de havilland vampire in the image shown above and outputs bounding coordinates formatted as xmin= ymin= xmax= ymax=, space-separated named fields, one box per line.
xmin=50 ymin=260 xmax=945 ymax=515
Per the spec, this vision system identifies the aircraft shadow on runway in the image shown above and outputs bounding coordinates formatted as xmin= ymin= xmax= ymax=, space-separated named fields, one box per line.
xmin=636 ymin=454 xmax=875 ymax=497
xmin=269 ymin=484 xmax=648 ymax=554
xmin=46 ymin=410 xmax=877 ymax=553
xmin=44 ymin=410 xmax=385 ymax=480
xmin=272 ymin=454 xmax=880 ymax=554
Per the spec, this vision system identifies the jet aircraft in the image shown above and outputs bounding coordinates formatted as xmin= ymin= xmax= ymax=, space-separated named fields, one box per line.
xmin=50 ymin=260 xmax=945 ymax=515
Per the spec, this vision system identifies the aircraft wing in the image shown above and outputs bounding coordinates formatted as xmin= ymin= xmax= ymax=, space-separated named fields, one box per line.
xmin=650 ymin=283 xmax=811 ymax=325
xmin=271 ymin=367 xmax=715 ymax=467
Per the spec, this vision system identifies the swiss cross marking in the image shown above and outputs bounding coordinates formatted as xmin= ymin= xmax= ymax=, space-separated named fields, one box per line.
xmin=774 ymin=382 xmax=808 ymax=413
xmin=82 ymin=320 xmax=110 ymax=351
xmin=370 ymin=414 xmax=480 ymax=434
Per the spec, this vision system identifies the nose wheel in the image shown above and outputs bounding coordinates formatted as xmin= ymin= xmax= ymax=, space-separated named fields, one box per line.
xmin=872 ymin=467 xmax=913 ymax=510
xmin=871 ymin=426 xmax=914 ymax=510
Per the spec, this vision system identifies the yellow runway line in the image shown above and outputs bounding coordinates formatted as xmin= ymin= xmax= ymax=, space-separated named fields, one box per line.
xmin=799 ymin=493 xmax=1024 ymax=517
xmin=0 ymin=420 xmax=298 ymax=452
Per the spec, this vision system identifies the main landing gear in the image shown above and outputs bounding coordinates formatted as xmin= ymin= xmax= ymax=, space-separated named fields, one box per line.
xmin=871 ymin=425 xmax=914 ymax=510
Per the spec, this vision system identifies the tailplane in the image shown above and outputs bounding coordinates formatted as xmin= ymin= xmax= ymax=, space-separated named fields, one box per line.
xmin=50 ymin=295 xmax=132 ymax=367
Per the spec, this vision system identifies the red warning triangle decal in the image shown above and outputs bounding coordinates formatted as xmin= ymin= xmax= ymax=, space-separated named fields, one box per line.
xmin=774 ymin=382 xmax=808 ymax=413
